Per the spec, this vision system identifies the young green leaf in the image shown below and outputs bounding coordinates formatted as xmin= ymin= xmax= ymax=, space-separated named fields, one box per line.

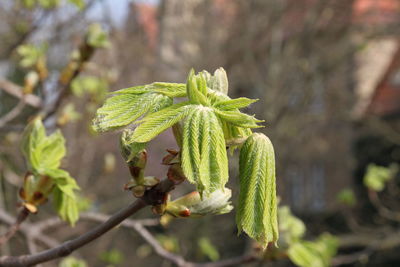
xmin=186 ymin=69 xmax=209 ymax=106
xmin=236 ymin=133 xmax=278 ymax=248
xmin=53 ymin=187 xmax=79 ymax=226
xmin=130 ymin=102 xmax=191 ymax=143
xmin=181 ymin=107 xmax=229 ymax=195
xmin=113 ymin=82 xmax=186 ymax=98
xmin=20 ymin=118 xmax=80 ymax=225
xmin=21 ymin=118 xmax=66 ymax=171
xmin=213 ymin=97 xmax=258 ymax=110
xmin=214 ymin=109 xmax=263 ymax=128
xmin=201 ymin=68 xmax=229 ymax=95
xmin=93 ymin=92 xmax=172 ymax=132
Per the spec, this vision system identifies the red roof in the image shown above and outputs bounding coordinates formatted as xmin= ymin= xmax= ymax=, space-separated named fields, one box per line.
xmin=367 ymin=41 xmax=400 ymax=116
xmin=353 ymin=0 xmax=400 ymax=24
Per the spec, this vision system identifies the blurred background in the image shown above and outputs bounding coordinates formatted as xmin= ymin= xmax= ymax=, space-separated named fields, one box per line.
xmin=1 ymin=0 xmax=400 ymax=266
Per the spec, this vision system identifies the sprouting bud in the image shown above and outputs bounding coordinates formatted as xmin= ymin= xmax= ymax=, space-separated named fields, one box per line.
xmin=23 ymin=71 xmax=39 ymax=94
xmin=19 ymin=172 xmax=54 ymax=213
xmin=165 ymin=189 xmax=233 ymax=218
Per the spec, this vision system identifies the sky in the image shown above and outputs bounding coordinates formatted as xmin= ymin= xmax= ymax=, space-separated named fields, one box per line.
xmin=88 ymin=0 xmax=159 ymax=26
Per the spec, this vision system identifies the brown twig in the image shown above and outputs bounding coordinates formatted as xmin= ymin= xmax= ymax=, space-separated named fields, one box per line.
xmin=131 ymin=222 xmax=257 ymax=267
xmin=0 ymin=79 xmax=42 ymax=108
xmin=368 ymin=189 xmax=400 ymax=222
xmin=0 ymin=199 xmax=147 ymax=266
xmin=43 ymin=40 xmax=96 ymax=121
xmin=0 ymin=177 xmax=177 ymax=266
xmin=0 ymin=207 xmax=30 ymax=247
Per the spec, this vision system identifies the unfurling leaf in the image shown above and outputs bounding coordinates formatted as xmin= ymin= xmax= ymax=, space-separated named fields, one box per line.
xmin=213 ymin=109 xmax=263 ymax=129
xmin=186 ymin=69 xmax=209 ymax=106
xmin=131 ymin=102 xmax=191 ymax=143
xmin=236 ymin=133 xmax=278 ymax=248
xmin=201 ymin=68 xmax=229 ymax=95
xmin=20 ymin=118 xmax=80 ymax=225
xmin=181 ymin=107 xmax=228 ymax=195
xmin=213 ymin=97 xmax=258 ymax=110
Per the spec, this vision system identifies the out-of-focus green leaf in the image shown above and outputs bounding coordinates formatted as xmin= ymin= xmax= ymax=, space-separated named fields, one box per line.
xmin=198 ymin=237 xmax=220 ymax=261
xmin=236 ymin=133 xmax=278 ymax=248
xmin=336 ymin=188 xmax=356 ymax=206
xmin=99 ymin=249 xmax=124 ymax=265
xmin=278 ymin=206 xmax=306 ymax=245
xmin=363 ymin=164 xmax=398 ymax=192
xmin=59 ymin=257 xmax=88 ymax=267
xmin=288 ymin=234 xmax=338 ymax=267
xmin=156 ymin=235 xmax=180 ymax=253
xmin=38 ymin=0 xmax=60 ymax=9
xmin=57 ymin=103 xmax=81 ymax=126
xmin=67 ymin=0 xmax=85 ymax=9
xmin=86 ymin=23 xmax=110 ymax=48
xmin=71 ymin=76 xmax=109 ymax=102
xmin=17 ymin=43 xmax=47 ymax=68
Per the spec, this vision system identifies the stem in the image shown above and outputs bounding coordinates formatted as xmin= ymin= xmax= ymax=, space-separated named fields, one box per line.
xmin=0 ymin=200 xmax=146 ymax=267
xmin=0 ymin=207 xmax=30 ymax=247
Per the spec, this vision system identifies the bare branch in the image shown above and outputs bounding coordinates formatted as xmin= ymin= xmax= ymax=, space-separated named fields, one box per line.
xmin=0 ymin=207 xmax=30 ymax=247
xmin=0 ymin=199 xmax=147 ymax=266
xmin=0 ymin=79 xmax=42 ymax=108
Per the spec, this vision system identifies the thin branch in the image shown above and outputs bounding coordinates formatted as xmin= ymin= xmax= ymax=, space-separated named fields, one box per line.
xmin=0 ymin=100 xmax=25 ymax=129
xmin=0 ymin=199 xmax=147 ymax=267
xmin=131 ymin=222 xmax=257 ymax=267
xmin=368 ymin=190 xmax=400 ymax=223
xmin=0 ymin=79 xmax=42 ymax=108
xmin=0 ymin=207 xmax=30 ymax=247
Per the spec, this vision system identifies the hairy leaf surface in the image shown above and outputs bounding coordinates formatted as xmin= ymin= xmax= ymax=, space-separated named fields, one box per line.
xmin=213 ymin=97 xmax=258 ymax=110
xmin=131 ymin=102 xmax=191 ymax=143
xmin=236 ymin=133 xmax=278 ymax=247
xmin=181 ymin=107 xmax=228 ymax=195
xmin=93 ymin=92 xmax=172 ymax=132
xmin=214 ymin=109 xmax=263 ymax=128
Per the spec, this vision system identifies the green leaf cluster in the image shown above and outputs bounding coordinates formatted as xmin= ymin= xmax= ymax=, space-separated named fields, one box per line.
xmin=92 ymin=68 xmax=276 ymax=248
xmin=59 ymin=257 xmax=88 ymax=267
xmin=288 ymin=234 xmax=338 ymax=267
xmin=86 ymin=23 xmax=110 ymax=48
xmin=71 ymin=76 xmax=109 ymax=103
xmin=363 ymin=163 xmax=398 ymax=192
xmin=236 ymin=133 xmax=278 ymax=248
xmin=336 ymin=188 xmax=356 ymax=207
xmin=17 ymin=43 xmax=47 ymax=68
xmin=278 ymin=206 xmax=338 ymax=267
xmin=21 ymin=0 xmax=84 ymax=9
xmin=21 ymin=118 xmax=80 ymax=225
